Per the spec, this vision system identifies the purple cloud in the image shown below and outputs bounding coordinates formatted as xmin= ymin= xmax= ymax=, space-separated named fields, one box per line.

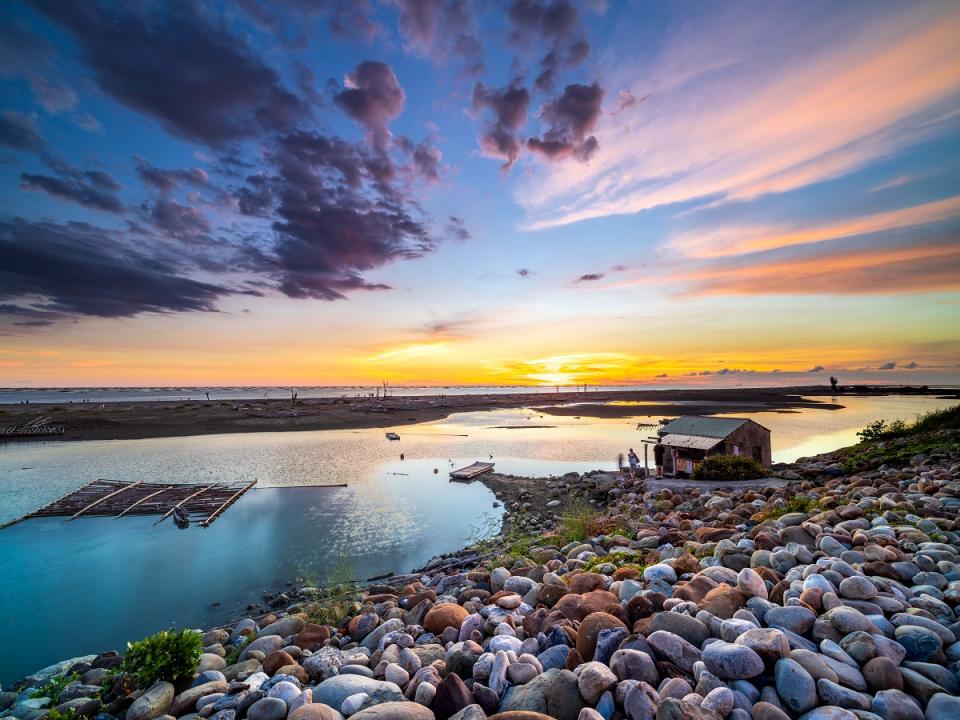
xmin=148 ymin=199 xmax=212 ymax=240
xmin=20 ymin=158 xmax=123 ymax=213
xmin=508 ymin=0 xmax=590 ymax=91
xmin=334 ymin=61 xmax=406 ymax=150
xmin=393 ymin=0 xmax=484 ymax=76
xmin=29 ymin=0 xmax=309 ymax=146
xmin=135 ymin=158 xmax=208 ymax=193
xmin=471 ymin=81 xmax=531 ymax=168
xmin=528 ymin=82 xmax=604 ymax=161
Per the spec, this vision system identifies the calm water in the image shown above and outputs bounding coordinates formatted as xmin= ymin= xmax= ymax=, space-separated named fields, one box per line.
xmin=0 ymin=384 xmax=664 ymax=404
xmin=0 ymin=395 xmax=954 ymax=683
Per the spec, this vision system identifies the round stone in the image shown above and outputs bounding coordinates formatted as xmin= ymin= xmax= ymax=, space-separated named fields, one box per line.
xmin=774 ymin=658 xmax=817 ymax=714
xmin=702 ymin=641 xmax=764 ymax=680
xmin=423 ymin=604 xmax=469 ymax=635
xmin=247 ymin=697 xmax=287 ymax=720
xmin=839 ymin=577 xmax=877 ymax=600
xmin=737 ymin=569 xmax=767 ymax=600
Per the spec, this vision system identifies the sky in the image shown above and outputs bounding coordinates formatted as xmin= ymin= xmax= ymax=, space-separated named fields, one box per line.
xmin=1 ymin=0 xmax=959 ymax=388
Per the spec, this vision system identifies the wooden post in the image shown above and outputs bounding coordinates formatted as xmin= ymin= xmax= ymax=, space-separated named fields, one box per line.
xmin=200 ymin=480 xmax=257 ymax=528
xmin=115 ymin=486 xmax=172 ymax=518
xmin=644 ymin=444 xmax=649 ymax=477
xmin=70 ymin=481 xmax=143 ymax=520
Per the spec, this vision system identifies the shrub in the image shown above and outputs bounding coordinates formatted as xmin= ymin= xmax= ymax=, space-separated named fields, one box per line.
xmin=692 ymin=455 xmax=764 ymax=482
xmin=30 ymin=673 xmax=78 ymax=704
xmin=117 ymin=628 xmax=202 ymax=688
xmin=856 ymin=418 xmax=908 ymax=442
xmin=856 ymin=404 xmax=960 ymax=443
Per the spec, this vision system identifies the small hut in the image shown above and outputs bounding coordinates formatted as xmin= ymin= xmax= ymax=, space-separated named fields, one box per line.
xmin=658 ymin=416 xmax=771 ymax=476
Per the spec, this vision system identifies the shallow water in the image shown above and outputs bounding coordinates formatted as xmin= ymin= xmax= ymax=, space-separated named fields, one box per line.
xmin=0 ymin=394 xmax=954 ymax=683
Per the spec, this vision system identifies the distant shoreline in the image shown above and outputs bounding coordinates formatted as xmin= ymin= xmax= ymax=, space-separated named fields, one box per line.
xmin=0 ymin=384 xmax=955 ymax=443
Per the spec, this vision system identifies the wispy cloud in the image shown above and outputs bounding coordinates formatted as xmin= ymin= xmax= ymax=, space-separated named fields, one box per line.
xmin=516 ymin=2 xmax=960 ymax=229
xmin=667 ymin=195 xmax=960 ymax=258
xmin=678 ymin=241 xmax=960 ymax=296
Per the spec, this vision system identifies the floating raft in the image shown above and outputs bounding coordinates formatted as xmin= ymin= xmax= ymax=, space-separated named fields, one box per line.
xmin=450 ymin=461 xmax=495 ymax=480
xmin=0 ymin=479 xmax=257 ymax=529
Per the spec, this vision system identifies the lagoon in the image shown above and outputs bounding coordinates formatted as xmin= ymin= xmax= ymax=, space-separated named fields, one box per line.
xmin=0 ymin=393 xmax=953 ymax=683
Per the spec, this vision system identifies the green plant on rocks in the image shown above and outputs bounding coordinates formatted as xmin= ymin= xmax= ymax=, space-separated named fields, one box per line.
xmin=223 ymin=634 xmax=251 ymax=665
xmin=692 ymin=455 xmax=765 ymax=482
xmin=44 ymin=708 xmax=82 ymax=720
xmin=301 ymin=560 xmax=360 ymax=627
xmin=30 ymin=673 xmax=78 ymax=705
xmin=116 ymin=628 xmax=202 ymax=688
xmin=763 ymin=494 xmax=823 ymax=520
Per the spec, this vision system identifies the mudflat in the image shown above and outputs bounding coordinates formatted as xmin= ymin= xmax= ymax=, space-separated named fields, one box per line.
xmin=0 ymin=385 xmax=951 ymax=443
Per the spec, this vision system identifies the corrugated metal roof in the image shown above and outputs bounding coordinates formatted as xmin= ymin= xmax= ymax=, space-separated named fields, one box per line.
xmin=660 ymin=415 xmax=749 ymax=438
xmin=660 ymin=433 xmax=723 ymax=450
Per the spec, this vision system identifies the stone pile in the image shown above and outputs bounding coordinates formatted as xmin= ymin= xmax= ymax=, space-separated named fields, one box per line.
xmin=3 ymin=450 xmax=960 ymax=720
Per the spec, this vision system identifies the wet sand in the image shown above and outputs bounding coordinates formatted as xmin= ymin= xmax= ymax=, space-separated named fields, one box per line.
xmin=0 ymin=385 xmax=951 ymax=443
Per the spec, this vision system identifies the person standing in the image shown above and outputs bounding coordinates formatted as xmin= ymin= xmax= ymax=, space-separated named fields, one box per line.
xmin=627 ymin=448 xmax=639 ymax=479
xmin=654 ymin=438 xmax=666 ymax=478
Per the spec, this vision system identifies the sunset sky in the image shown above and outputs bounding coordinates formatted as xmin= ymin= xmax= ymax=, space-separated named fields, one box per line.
xmin=1 ymin=0 xmax=959 ymax=387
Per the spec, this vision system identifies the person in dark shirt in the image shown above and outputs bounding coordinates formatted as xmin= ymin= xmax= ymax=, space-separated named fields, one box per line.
xmin=654 ymin=439 xmax=666 ymax=478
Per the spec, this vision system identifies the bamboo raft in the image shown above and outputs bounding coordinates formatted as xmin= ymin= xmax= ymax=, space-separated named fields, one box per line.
xmin=0 ymin=479 xmax=257 ymax=529
xmin=450 ymin=461 xmax=495 ymax=480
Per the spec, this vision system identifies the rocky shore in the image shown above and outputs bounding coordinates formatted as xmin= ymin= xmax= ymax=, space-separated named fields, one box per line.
xmin=3 ymin=425 xmax=960 ymax=720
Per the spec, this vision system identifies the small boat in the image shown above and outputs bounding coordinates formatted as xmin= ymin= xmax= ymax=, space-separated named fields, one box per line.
xmin=385 ymin=432 xmax=400 ymax=441
xmin=450 ymin=461 xmax=495 ymax=480
xmin=173 ymin=506 xmax=190 ymax=528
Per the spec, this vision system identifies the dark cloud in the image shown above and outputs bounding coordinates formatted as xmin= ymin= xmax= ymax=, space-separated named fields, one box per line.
xmin=508 ymin=0 xmax=590 ymax=91
xmin=528 ymin=82 xmax=604 ymax=161
xmin=29 ymin=0 xmax=309 ymax=146
xmin=235 ymin=173 xmax=274 ymax=217
xmin=148 ymin=199 xmax=212 ymax=240
xmin=878 ymin=361 xmax=896 ymax=370
xmin=20 ymin=158 xmax=123 ymax=213
xmin=685 ymin=368 xmax=756 ymax=376
xmin=396 ymin=137 xmax=444 ymax=183
xmin=334 ymin=61 xmax=406 ymax=150
xmin=806 ymin=364 xmax=825 ymax=372
xmin=393 ymin=0 xmax=484 ymax=76
xmin=227 ymin=129 xmax=456 ymax=300
xmin=576 ymin=272 xmax=604 ymax=282
xmin=904 ymin=361 xmax=919 ymax=369
xmin=470 ymin=81 xmax=531 ymax=168
xmin=0 ymin=111 xmax=45 ymax=151
xmin=517 ymin=268 xmax=533 ymax=278
xmin=654 ymin=373 xmax=668 ymax=378
xmin=0 ymin=218 xmax=232 ymax=322
xmin=135 ymin=157 xmax=208 ymax=193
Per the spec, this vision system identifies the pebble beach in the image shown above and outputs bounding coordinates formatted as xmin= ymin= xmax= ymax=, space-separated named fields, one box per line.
xmin=3 ymin=420 xmax=959 ymax=720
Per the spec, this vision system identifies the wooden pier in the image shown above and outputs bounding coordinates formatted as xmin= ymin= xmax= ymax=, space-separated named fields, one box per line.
xmin=0 ymin=479 xmax=257 ymax=529
xmin=450 ymin=461 xmax=495 ymax=480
